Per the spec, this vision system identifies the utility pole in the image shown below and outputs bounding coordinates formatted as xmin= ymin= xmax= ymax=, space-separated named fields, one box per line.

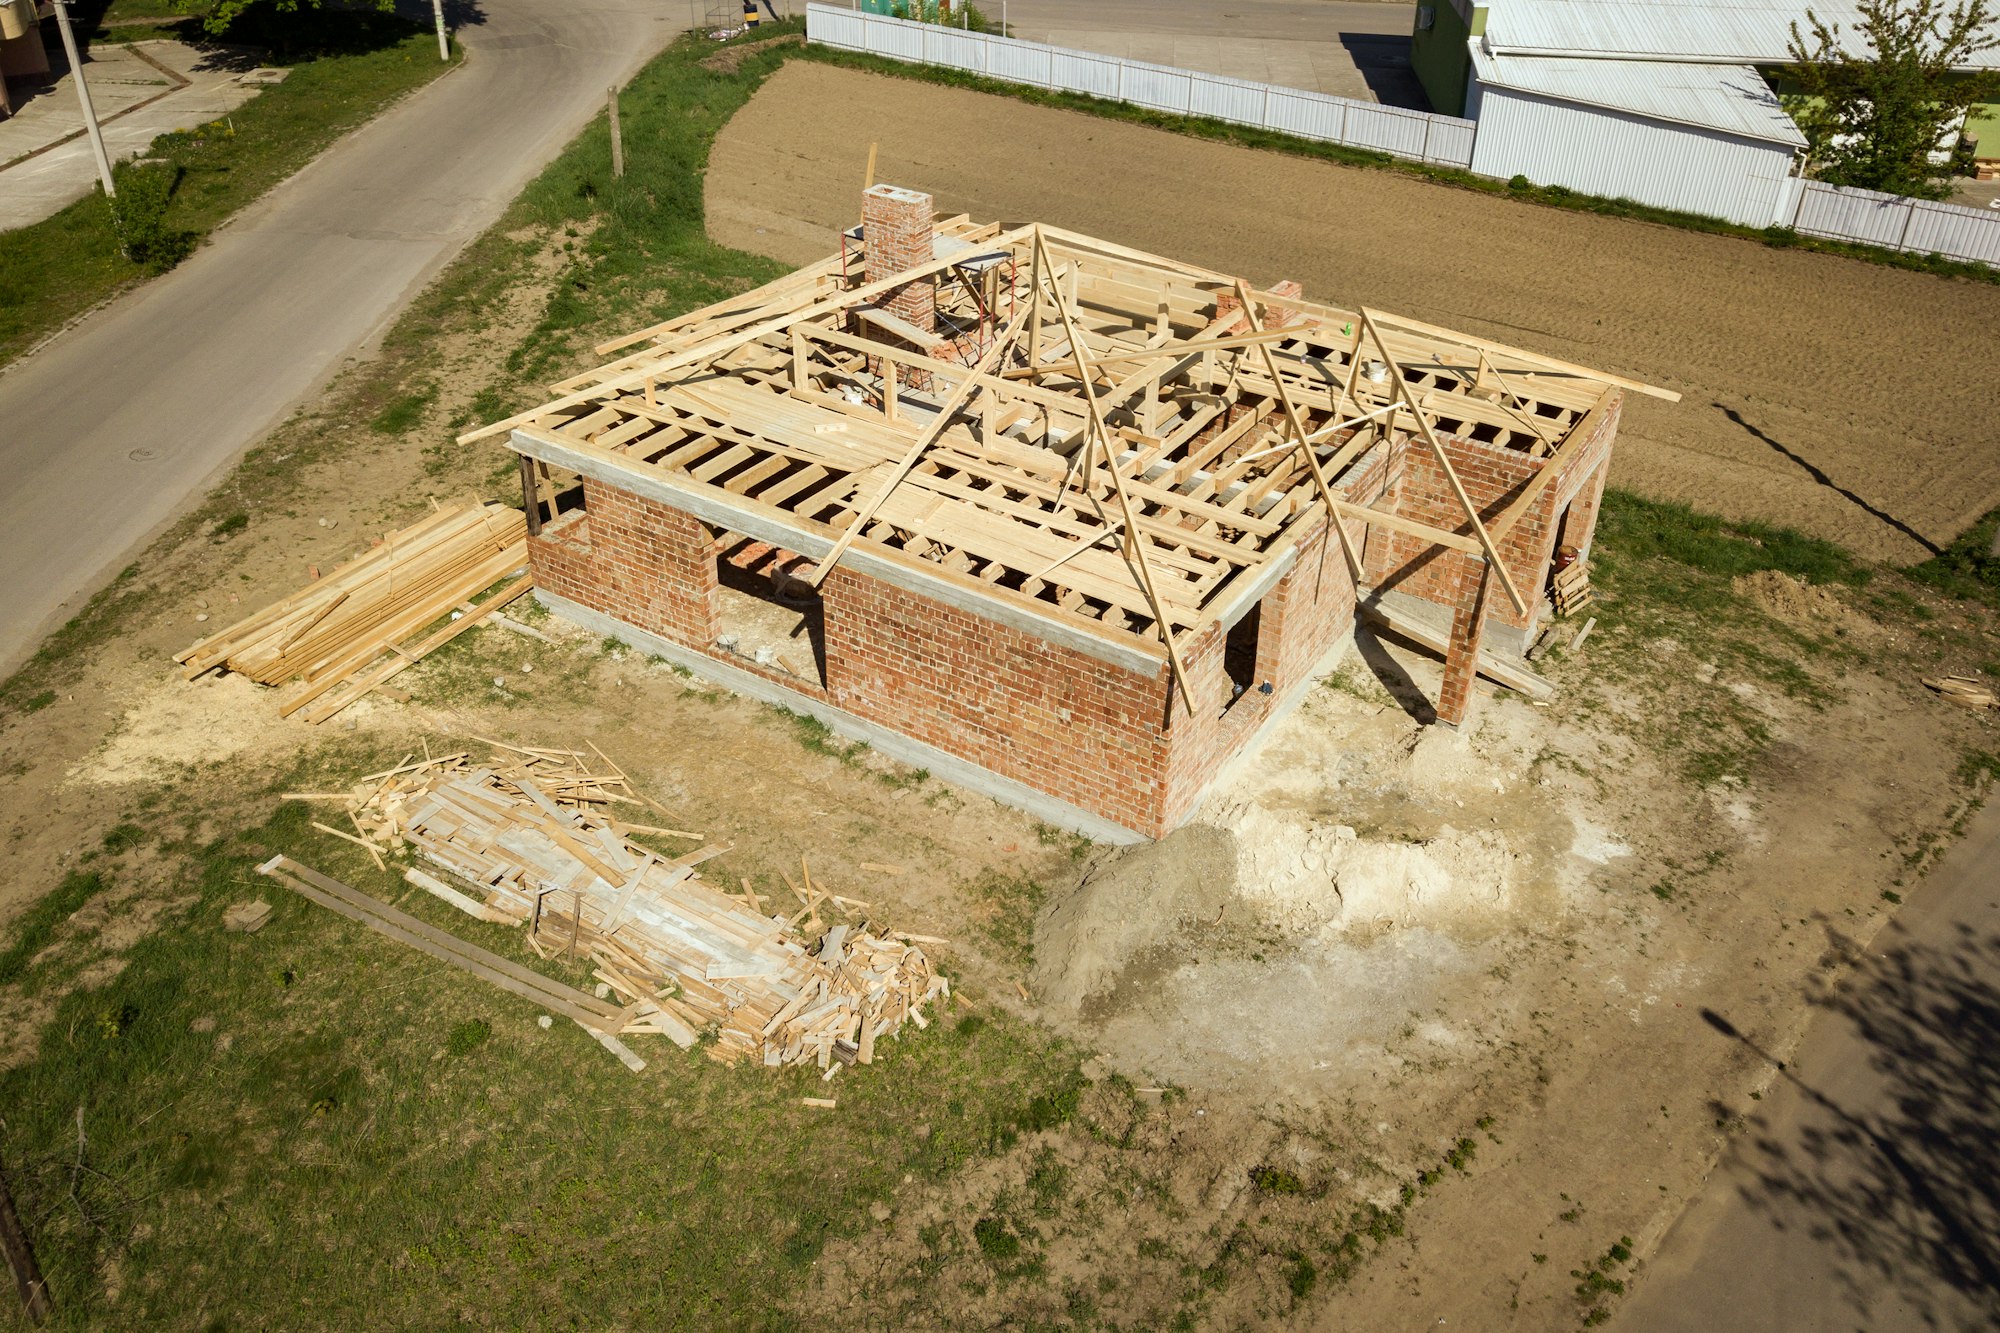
xmin=50 ymin=0 xmax=114 ymax=200
xmin=430 ymin=0 xmax=450 ymax=60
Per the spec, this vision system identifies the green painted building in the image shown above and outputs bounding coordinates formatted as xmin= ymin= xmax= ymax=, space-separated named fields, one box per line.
xmin=1410 ymin=0 xmax=1486 ymax=118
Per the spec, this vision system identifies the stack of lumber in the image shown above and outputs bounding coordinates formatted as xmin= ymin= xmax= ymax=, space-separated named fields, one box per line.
xmin=176 ymin=502 xmax=530 ymax=723
xmin=1924 ymin=675 xmax=1998 ymax=711
xmin=298 ymin=743 xmax=947 ymax=1071
xmin=1551 ymin=558 xmax=1595 ymax=617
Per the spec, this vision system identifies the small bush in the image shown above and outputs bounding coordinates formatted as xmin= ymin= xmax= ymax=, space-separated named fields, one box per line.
xmin=1250 ymin=1164 xmax=1306 ymax=1194
xmin=110 ymin=162 xmax=199 ymax=274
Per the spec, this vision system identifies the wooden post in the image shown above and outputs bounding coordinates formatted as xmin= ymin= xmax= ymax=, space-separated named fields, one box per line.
xmin=0 ymin=1151 xmax=51 ymax=1325
xmin=519 ymin=454 xmax=543 ymax=536
xmin=608 ymin=86 xmax=624 ymax=179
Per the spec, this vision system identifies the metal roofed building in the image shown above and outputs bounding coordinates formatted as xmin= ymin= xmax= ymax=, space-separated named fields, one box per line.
xmin=1467 ymin=44 xmax=1810 ymax=225
xmin=1411 ymin=0 xmax=2000 ymax=224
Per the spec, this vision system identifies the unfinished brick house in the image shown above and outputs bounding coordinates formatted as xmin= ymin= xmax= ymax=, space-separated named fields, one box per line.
xmin=462 ymin=185 xmax=1673 ymax=842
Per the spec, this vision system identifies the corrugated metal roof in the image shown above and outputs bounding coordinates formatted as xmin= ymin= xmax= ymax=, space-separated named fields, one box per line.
xmin=1471 ymin=44 xmax=1809 ymax=145
xmin=1481 ymin=0 xmax=2000 ymax=70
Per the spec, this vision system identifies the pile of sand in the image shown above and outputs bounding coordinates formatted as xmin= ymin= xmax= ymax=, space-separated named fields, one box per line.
xmin=1732 ymin=569 xmax=1853 ymax=626
xmin=1217 ymin=800 xmax=1519 ymax=937
xmin=1030 ymin=823 xmax=1239 ymax=1015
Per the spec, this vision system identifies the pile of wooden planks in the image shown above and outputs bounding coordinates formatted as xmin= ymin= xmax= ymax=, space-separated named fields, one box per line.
xmin=1924 ymin=675 xmax=1998 ymax=711
xmin=295 ymin=742 xmax=947 ymax=1072
xmin=176 ymin=502 xmax=530 ymax=723
xmin=1551 ymin=558 xmax=1595 ymax=617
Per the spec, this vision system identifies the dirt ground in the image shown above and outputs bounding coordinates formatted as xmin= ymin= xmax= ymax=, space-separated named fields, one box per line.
xmin=707 ymin=61 xmax=2000 ymax=567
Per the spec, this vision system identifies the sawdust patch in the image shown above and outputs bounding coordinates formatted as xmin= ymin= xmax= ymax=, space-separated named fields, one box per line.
xmin=69 ymin=674 xmax=297 ymax=788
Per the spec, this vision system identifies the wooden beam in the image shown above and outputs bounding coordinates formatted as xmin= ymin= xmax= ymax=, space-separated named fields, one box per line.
xmin=995 ymin=326 xmax=1298 ymax=380
xmin=1235 ymin=281 xmax=1365 ymax=581
xmin=1035 ymin=228 xmax=1197 ymax=718
xmin=461 ymin=224 xmax=1037 ymax=445
xmin=805 ymin=302 xmax=1032 ymax=586
xmin=1360 ymin=309 xmax=1529 ymax=617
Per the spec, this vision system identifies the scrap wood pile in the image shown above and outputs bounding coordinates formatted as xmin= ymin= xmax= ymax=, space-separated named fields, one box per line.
xmin=295 ymin=742 xmax=947 ymax=1073
xmin=1924 ymin=674 xmax=1998 ymax=711
xmin=176 ymin=502 xmax=530 ymax=723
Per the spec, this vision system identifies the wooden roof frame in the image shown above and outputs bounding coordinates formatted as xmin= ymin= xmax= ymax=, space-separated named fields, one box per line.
xmin=464 ymin=216 xmax=1674 ymax=687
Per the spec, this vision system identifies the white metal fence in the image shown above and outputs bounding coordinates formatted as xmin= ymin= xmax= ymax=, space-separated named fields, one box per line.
xmin=805 ymin=4 xmax=2000 ymax=268
xmin=1791 ymin=180 xmax=2000 ymax=267
xmin=804 ymin=4 xmax=1477 ymax=169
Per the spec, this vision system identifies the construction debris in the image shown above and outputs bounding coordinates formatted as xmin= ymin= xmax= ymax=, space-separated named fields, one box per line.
xmin=222 ymin=900 xmax=272 ymax=933
xmin=1924 ymin=675 xmax=1999 ymax=711
xmin=287 ymin=743 xmax=947 ymax=1071
xmin=176 ymin=502 xmax=530 ymax=723
xmin=1551 ymin=557 xmax=1596 ymax=617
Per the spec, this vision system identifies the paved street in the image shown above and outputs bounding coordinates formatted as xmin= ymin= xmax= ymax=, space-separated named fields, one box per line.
xmin=0 ymin=0 xmax=683 ymax=675
xmin=1618 ymin=799 xmax=2000 ymax=1332
xmin=994 ymin=0 xmax=1425 ymax=107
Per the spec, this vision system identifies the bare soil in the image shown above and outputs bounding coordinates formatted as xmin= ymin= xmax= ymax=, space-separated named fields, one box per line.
xmin=707 ymin=61 xmax=2000 ymax=566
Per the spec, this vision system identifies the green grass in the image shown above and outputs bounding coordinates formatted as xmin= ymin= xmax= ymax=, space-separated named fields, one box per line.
xmin=1576 ymin=490 xmax=1871 ymax=785
xmin=0 ymin=761 xmax=1090 ymax=1329
xmin=1908 ymin=504 xmax=2000 ymax=605
xmin=796 ymin=45 xmax=2000 ymax=287
xmin=0 ymin=15 xmax=455 ymax=369
xmin=0 ymin=870 xmax=106 ymax=986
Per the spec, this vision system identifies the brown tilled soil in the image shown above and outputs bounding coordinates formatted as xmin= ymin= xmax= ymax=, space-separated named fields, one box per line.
xmin=706 ymin=61 xmax=2000 ymax=566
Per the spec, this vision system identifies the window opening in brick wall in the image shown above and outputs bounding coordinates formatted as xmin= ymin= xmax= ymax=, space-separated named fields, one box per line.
xmin=1223 ymin=603 xmax=1262 ymax=709
xmin=713 ymin=533 xmax=826 ymax=690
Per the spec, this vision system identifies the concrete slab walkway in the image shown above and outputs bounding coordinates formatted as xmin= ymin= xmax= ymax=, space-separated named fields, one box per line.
xmin=994 ymin=0 xmax=1427 ymax=108
xmin=0 ymin=39 xmax=272 ymax=230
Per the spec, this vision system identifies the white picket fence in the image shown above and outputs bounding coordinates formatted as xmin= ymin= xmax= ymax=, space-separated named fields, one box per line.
xmin=1792 ymin=179 xmax=2000 ymax=266
xmin=805 ymin=4 xmax=2000 ymax=269
xmin=804 ymin=4 xmax=1476 ymax=169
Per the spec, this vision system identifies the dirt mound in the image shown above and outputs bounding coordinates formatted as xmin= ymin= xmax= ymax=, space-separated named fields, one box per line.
xmin=1732 ymin=569 xmax=1852 ymax=624
xmin=1216 ymin=799 xmax=1522 ymax=938
xmin=1030 ymin=822 xmax=1238 ymax=1015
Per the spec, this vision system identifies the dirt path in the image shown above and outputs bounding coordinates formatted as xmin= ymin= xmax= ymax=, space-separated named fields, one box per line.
xmin=707 ymin=61 xmax=2000 ymax=566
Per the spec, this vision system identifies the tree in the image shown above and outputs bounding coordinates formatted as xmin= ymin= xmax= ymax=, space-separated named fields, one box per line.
xmin=172 ymin=0 xmax=395 ymax=48
xmin=1784 ymin=0 xmax=2000 ymax=199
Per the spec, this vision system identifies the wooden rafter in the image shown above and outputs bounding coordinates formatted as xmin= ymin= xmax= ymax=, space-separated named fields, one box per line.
xmin=1358 ymin=309 xmax=1529 ymax=618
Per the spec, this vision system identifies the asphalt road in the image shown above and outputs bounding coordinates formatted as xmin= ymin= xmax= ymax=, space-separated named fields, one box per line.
xmin=1619 ymin=798 xmax=2000 ymax=1332
xmin=0 ymin=0 xmax=684 ymax=676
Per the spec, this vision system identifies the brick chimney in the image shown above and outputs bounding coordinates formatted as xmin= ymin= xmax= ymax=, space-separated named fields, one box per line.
xmin=862 ymin=183 xmax=937 ymax=337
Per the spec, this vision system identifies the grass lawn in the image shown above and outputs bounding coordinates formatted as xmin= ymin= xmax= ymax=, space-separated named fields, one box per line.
xmin=0 ymin=13 xmax=456 ymax=370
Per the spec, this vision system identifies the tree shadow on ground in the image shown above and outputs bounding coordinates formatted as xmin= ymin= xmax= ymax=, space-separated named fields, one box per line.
xmin=1702 ymin=915 xmax=2000 ymax=1326
xmin=1716 ymin=401 xmax=1943 ymax=557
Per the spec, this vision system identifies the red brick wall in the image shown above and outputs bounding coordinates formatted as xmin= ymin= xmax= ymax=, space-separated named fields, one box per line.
xmin=525 ymin=473 xmax=1374 ymax=839
xmin=821 ymin=565 xmax=1177 ymax=836
xmin=1358 ymin=390 xmax=1621 ymax=634
xmin=527 ymin=478 xmax=718 ymax=649
xmin=862 ymin=184 xmax=936 ymax=338
xmin=1157 ymin=512 xmax=1359 ymax=828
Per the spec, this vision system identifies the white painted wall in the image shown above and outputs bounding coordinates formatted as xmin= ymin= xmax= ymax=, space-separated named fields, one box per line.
xmin=1467 ymin=81 xmax=1799 ymax=228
